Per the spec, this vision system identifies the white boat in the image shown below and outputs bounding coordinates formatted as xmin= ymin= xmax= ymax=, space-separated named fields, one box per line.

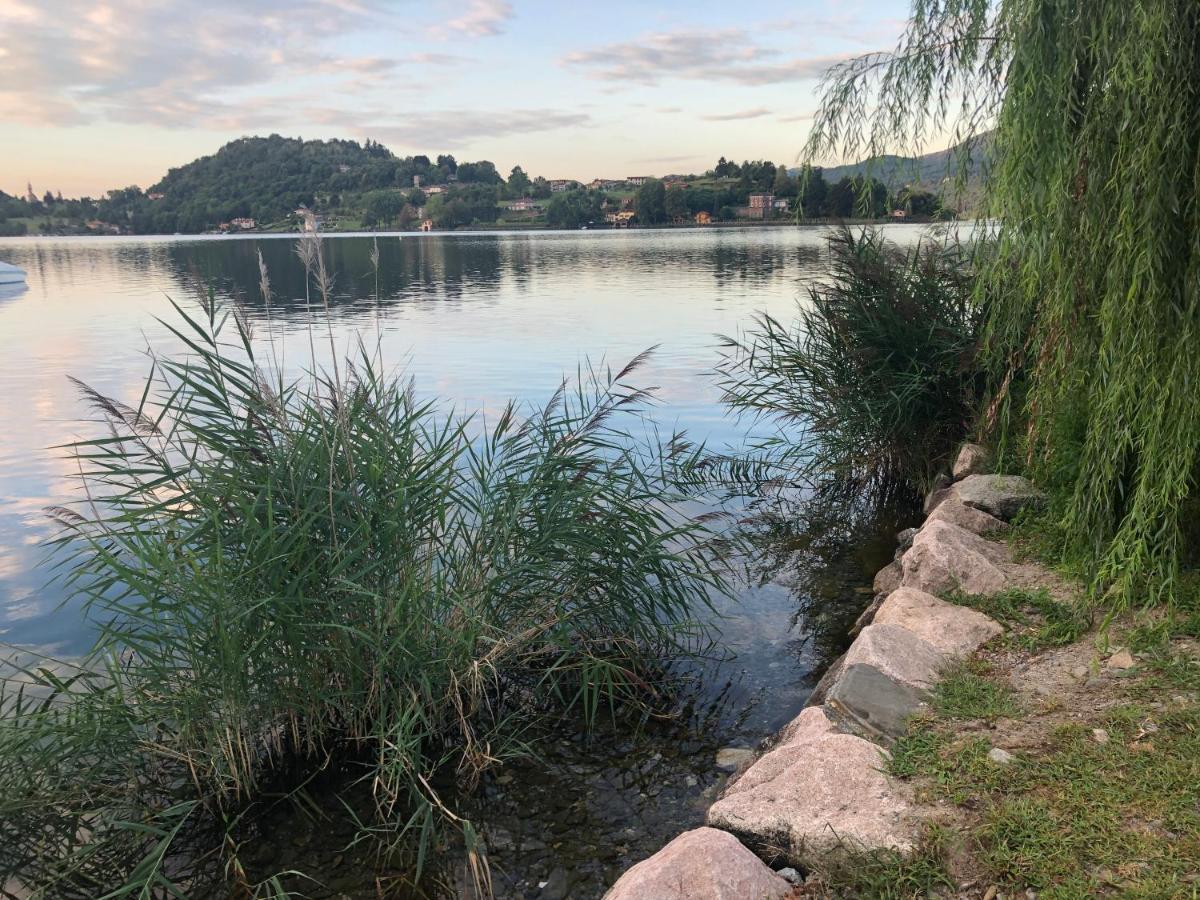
xmin=0 ymin=261 xmax=26 ymax=285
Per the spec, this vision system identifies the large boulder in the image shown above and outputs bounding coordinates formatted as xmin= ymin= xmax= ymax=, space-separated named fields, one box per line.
xmin=926 ymin=495 xmax=1008 ymax=536
xmin=603 ymin=827 xmax=791 ymax=900
xmin=873 ymin=559 xmax=903 ymax=596
xmin=952 ymin=443 xmax=991 ymax=479
xmin=824 ymin=623 xmax=943 ymax=736
xmin=871 ymin=587 xmax=1002 ymax=656
xmin=706 ymin=706 xmax=919 ymax=867
xmin=953 ymin=474 xmax=1046 ymax=521
xmin=901 ymin=519 xmax=1008 ymax=596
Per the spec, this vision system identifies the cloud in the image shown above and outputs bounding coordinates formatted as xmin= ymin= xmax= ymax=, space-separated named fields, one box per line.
xmin=779 ymin=113 xmax=815 ymax=123
xmin=363 ymin=109 xmax=592 ymax=149
xmin=441 ymin=0 xmax=514 ymax=37
xmin=702 ymin=107 xmax=772 ymax=122
xmin=563 ymin=28 xmax=853 ymax=86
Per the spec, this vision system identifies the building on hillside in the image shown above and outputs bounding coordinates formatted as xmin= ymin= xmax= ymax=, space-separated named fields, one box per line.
xmin=549 ymin=179 xmax=578 ymax=193
xmin=420 ymin=218 xmax=434 ymax=231
xmin=606 ymin=210 xmax=637 ymax=227
xmin=626 ymin=176 xmax=651 ymax=186
xmin=748 ymin=193 xmax=775 ymax=210
xmin=506 ymin=198 xmax=541 ymax=212
xmin=230 ymin=217 xmax=256 ymax=230
xmin=587 ymin=178 xmax=619 ymax=190
xmin=695 ymin=211 xmax=713 ymax=225
xmin=664 ymin=180 xmax=689 ymax=190
xmin=413 ymin=175 xmax=422 ymax=188
xmin=772 ymin=198 xmax=790 ymax=212
xmin=147 ymin=192 xmax=164 ymax=201
xmin=425 ymin=185 xmax=447 ymax=195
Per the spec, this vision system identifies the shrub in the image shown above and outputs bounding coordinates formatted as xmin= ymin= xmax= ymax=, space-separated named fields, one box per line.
xmin=0 ymin=270 xmax=725 ymax=894
xmin=715 ymin=227 xmax=986 ymax=499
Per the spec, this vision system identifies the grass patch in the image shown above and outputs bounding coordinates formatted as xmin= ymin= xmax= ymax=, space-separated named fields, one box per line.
xmin=811 ymin=823 xmax=957 ymax=898
xmin=945 ymin=586 xmax=1091 ymax=651
xmin=932 ymin=658 xmax=1019 ymax=720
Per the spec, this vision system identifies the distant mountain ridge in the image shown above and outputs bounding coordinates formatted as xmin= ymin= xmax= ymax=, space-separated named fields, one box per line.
xmin=799 ymin=133 xmax=992 ymax=192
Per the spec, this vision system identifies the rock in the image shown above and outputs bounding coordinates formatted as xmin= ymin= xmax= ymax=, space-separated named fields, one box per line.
xmin=901 ymin=520 xmax=1008 ymax=596
xmin=776 ymin=867 xmax=802 ymax=884
xmin=825 ymin=623 xmax=944 ymax=737
xmin=715 ymin=748 xmax=756 ymax=771
xmin=926 ymin=496 xmax=1009 ymax=536
xmin=1091 ymin=728 xmax=1109 ymax=745
xmin=851 ymin=595 xmax=885 ymax=636
xmin=952 ymin=443 xmax=991 ymax=479
xmin=953 ymin=474 xmax=1046 ymax=521
xmin=923 ymin=486 xmax=953 ymax=515
xmin=873 ymin=560 xmax=903 ymax=596
xmin=539 ymin=866 xmax=569 ymax=899
xmin=1071 ymin=664 xmax=1089 ymax=680
xmin=987 ymin=747 xmax=1015 ymax=765
xmin=805 ymin=651 xmax=845 ymax=709
xmin=706 ymin=707 xmax=919 ymax=868
xmin=871 ymin=587 xmax=1003 ymax=657
xmin=603 ymin=827 xmax=791 ymax=900
xmin=896 ymin=527 xmax=919 ymax=554
xmin=1106 ymin=649 xmax=1136 ymax=670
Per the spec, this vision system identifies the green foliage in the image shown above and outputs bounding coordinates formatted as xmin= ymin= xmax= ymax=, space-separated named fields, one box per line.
xmin=715 ymin=227 xmax=986 ymax=497
xmin=806 ymin=0 xmax=1200 ymax=607
xmin=544 ymin=189 xmax=603 ymax=228
xmin=810 ymin=824 xmax=957 ymax=898
xmin=932 ymin=659 xmax=1019 ymax=720
xmin=0 ymin=247 xmax=725 ymax=894
xmin=945 ymin=586 xmax=1091 ymax=651
xmin=633 ymin=178 xmax=666 ymax=224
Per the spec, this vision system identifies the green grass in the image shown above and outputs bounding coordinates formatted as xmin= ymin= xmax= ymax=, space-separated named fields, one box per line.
xmin=931 ymin=658 xmax=1019 ymax=720
xmin=945 ymin=586 xmax=1091 ymax=651
xmin=0 ymin=239 xmax=728 ymax=896
xmin=811 ymin=824 xmax=957 ymax=898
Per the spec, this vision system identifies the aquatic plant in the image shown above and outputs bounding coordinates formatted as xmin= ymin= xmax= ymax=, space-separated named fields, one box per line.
xmin=715 ymin=226 xmax=985 ymax=499
xmin=805 ymin=0 xmax=1200 ymax=606
xmin=0 ymin=238 xmax=725 ymax=896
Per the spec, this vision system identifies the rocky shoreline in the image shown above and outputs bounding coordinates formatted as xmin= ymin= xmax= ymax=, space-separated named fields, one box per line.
xmin=604 ymin=445 xmax=1046 ymax=899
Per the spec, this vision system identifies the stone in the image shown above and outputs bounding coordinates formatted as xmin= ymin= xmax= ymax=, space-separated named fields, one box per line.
xmin=952 ymin=443 xmax=991 ymax=479
xmin=1106 ymin=649 xmax=1136 ymax=670
xmin=953 ymin=474 xmax=1046 ymax=521
xmin=896 ymin=527 xmax=919 ymax=553
xmin=805 ymin=651 xmax=846 ymax=708
xmin=776 ymin=868 xmax=802 ymax=884
xmin=715 ymin=747 xmax=756 ymax=771
xmin=926 ymin=496 xmax=1009 ymax=536
xmin=1091 ymin=728 xmax=1109 ymax=745
xmin=851 ymin=595 xmax=885 ymax=636
xmin=987 ymin=747 xmax=1015 ymax=765
xmin=825 ymin=623 xmax=944 ymax=737
xmin=706 ymin=707 xmax=919 ymax=868
xmin=871 ymin=587 xmax=1003 ymax=657
xmin=901 ymin=520 xmax=1008 ymax=596
xmin=923 ymin=485 xmax=953 ymax=515
xmin=873 ymin=559 xmax=903 ymax=596
xmin=603 ymin=827 xmax=791 ymax=900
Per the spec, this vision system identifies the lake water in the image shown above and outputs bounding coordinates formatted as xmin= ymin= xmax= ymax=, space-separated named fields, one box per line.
xmin=0 ymin=225 xmax=931 ymax=897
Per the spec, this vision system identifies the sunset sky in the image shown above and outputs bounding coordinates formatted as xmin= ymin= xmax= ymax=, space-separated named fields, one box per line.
xmin=0 ymin=0 xmax=910 ymax=198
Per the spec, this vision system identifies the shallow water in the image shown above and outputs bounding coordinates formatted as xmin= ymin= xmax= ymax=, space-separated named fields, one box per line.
xmin=0 ymin=225 xmax=931 ymax=897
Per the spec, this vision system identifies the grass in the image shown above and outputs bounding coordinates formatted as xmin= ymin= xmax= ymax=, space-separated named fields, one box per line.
xmin=944 ymin=586 xmax=1091 ymax=651
xmin=0 ymin=234 xmax=729 ymax=897
xmin=931 ymin=658 xmax=1019 ymax=720
xmin=809 ymin=824 xmax=958 ymax=898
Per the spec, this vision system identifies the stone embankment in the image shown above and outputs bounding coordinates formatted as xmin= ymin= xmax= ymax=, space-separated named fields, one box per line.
xmin=603 ymin=445 xmax=1045 ymax=899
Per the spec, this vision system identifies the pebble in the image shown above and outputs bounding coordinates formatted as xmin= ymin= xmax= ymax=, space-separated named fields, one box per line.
xmin=1071 ymin=664 xmax=1089 ymax=680
xmin=776 ymin=867 xmax=802 ymax=884
xmin=1091 ymin=728 xmax=1109 ymax=745
xmin=1106 ymin=649 xmax=1136 ymax=670
xmin=715 ymin=747 xmax=756 ymax=771
xmin=987 ymin=747 xmax=1015 ymax=765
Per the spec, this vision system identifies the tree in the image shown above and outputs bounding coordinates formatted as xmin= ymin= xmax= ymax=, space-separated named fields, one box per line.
xmin=665 ymin=184 xmax=688 ymax=221
xmin=806 ymin=0 xmax=1200 ymax=605
xmin=546 ymin=189 xmax=601 ymax=228
xmin=798 ymin=165 xmax=828 ymax=218
xmin=436 ymin=154 xmax=457 ymax=174
xmin=507 ymin=166 xmax=531 ymax=197
xmin=826 ymin=177 xmax=855 ymax=218
xmin=773 ymin=165 xmax=797 ymax=198
xmin=634 ymin=178 xmax=667 ymax=224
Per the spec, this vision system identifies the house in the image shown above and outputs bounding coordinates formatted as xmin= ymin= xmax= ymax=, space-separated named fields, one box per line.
xmin=420 ymin=218 xmax=435 ymax=231
xmin=748 ymin=193 xmax=775 ymax=210
xmin=891 ymin=208 xmax=908 ymax=218
xmin=425 ymin=185 xmax=447 ymax=195
xmin=694 ymin=211 xmax=713 ymax=225
xmin=506 ymin=198 xmax=540 ymax=212
xmin=413 ymin=175 xmax=422 ymax=188
xmin=772 ymin=198 xmax=790 ymax=212
xmin=587 ymin=178 xmax=619 ymax=190
xmin=549 ymin=179 xmax=578 ymax=193
xmin=626 ymin=176 xmax=652 ymax=186
xmin=605 ymin=210 xmax=637 ymax=226
xmin=230 ymin=217 xmax=256 ymax=230
xmin=147 ymin=192 xmax=164 ymax=201
xmin=664 ymin=180 xmax=689 ymax=190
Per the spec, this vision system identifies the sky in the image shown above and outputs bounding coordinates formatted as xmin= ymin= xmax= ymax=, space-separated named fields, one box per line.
xmin=0 ymin=0 xmax=912 ymax=198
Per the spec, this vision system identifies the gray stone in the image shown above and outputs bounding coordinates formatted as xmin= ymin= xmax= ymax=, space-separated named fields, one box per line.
xmin=825 ymin=623 xmax=944 ymax=737
xmin=953 ymin=474 xmax=1046 ymax=521
xmin=851 ymin=595 xmax=885 ymax=637
xmin=952 ymin=443 xmax=991 ymax=479
xmin=873 ymin=559 xmax=903 ymax=596
xmin=775 ymin=867 xmax=802 ymax=884
xmin=706 ymin=706 xmax=919 ymax=868
xmin=901 ymin=519 xmax=1008 ymax=596
xmin=1091 ymin=728 xmax=1109 ymax=745
xmin=804 ymin=651 xmax=845 ymax=708
xmin=715 ymin=747 xmax=756 ymax=771
xmin=871 ymin=587 xmax=1003 ymax=657
xmin=603 ymin=827 xmax=791 ymax=900
xmin=987 ymin=747 xmax=1015 ymax=765
xmin=923 ymin=485 xmax=953 ymax=515
xmin=896 ymin=527 xmax=919 ymax=553
xmin=926 ymin=496 xmax=1009 ymax=536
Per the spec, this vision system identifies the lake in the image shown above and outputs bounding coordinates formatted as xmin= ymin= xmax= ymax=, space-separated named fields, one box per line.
xmin=0 ymin=225 xmax=929 ymax=897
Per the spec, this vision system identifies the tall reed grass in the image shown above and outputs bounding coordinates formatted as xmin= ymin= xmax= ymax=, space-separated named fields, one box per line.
xmin=0 ymin=232 xmax=726 ymax=897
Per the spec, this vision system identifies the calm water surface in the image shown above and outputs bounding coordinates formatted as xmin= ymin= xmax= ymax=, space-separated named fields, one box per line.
xmin=0 ymin=226 xmax=931 ymax=897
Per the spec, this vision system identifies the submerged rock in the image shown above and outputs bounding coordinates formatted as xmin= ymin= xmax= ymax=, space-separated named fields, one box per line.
xmin=954 ymin=474 xmax=1046 ymax=520
xmin=603 ymin=827 xmax=791 ymax=900
xmin=715 ymin=747 xmax=756 ymax=771
xmin=952 ymin=443 xmax=991 ymax=479
xmin=705 ymin=706 xmax=919 ymax=867
xmin=902 ymin=519 xmax=1008 ymax=596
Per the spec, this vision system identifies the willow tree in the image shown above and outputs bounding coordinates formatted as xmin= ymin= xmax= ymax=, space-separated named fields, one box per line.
xmin=804 ymin=0 xmax=1200 ymax=605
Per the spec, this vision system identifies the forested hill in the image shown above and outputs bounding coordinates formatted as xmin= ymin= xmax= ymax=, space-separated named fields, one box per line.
xmin=813 ymin=133 xmax=991 ymax=194
xmin=102 ymin=135 xmax=491 ymax=233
